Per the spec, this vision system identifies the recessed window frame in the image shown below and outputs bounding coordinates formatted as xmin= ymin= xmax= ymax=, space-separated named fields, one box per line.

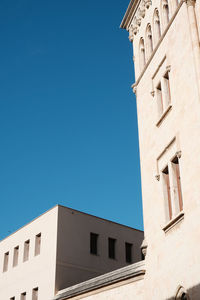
xmin=13 ymin=246 xmax=19 ymax=267
xmin=108 ymin=237 xmax=116 ymax=260
xmin=32 ymin=287 xmax=39 ymax=300
xmin=3 ymin=251 xmax=9 ymax=272
xmin=35 ymin=233 xmax=41 ymax=256
xmin=125 ymin=242 xmax=133 ymax=263
xmin=20 ymin=292 xmax=26 ymax=300
xmin=90 ymin=233 xmax=98 ymax=255
xmin=23 ymin=240 xmax=30 ymax=262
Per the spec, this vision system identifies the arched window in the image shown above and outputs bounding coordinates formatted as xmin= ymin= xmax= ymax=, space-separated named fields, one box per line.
xmin=145 ymin=24 xmax=153 ymax=60
xmin=139 ymin=38 xmax=146 ymax=71
xmin=153 ymin=9 xmax=161 ymax=44
xmin=162 ymin=0 xmax=170 ymax=27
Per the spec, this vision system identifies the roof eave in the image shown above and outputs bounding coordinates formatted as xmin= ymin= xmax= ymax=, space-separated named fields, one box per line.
xmin=120 ymin=0 xmax=139 ymax=30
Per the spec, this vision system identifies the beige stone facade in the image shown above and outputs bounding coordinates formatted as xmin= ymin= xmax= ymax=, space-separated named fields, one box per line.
xmin=0 ymin=205 xmax=143 ymax=300
xmin=55 ymin=0 xmax=200 ymax=299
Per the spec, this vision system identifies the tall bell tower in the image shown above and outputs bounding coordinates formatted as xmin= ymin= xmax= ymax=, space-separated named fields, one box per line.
xmin=121 ymin=0 xmax=200 ymax=298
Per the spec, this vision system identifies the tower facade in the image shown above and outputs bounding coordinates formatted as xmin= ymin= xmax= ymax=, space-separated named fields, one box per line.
xmin=54 ymin=1 xmax=200 ymax=298
xmin=121 ymin=0 xmax=200 ymax=298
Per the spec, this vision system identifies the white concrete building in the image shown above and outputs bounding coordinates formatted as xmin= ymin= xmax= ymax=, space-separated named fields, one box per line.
xmin=54 ymin=0 xmax=200 ymax=298
xmin=0 ymin=205 xmax=143 ymax=300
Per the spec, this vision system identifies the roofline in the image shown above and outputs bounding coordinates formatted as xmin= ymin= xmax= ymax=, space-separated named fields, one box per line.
xmin=0 ymin=204 xmax=143 ymax=243
xmin=53 ymin=261 xmax=145 ymax=300
xmin=120 ymin=0 xmax=139 ymax=30
xmin=58 ymin=205 xmax=144 ymax=233
xmin=0 ymin=205 xmax=59 ymax=243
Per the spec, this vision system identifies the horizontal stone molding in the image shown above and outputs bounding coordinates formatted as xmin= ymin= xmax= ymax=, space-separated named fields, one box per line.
xmin=53 ymin=261 xmax=145 ymax=300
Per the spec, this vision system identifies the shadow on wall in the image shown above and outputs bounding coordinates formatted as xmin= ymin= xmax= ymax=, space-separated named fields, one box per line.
xmin=166 ymin=283 xmax=200 ymax=300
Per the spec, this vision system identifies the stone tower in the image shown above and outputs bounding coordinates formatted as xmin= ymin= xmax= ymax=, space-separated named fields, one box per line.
xmin=121 ymin=0 xmax=200 ymax=298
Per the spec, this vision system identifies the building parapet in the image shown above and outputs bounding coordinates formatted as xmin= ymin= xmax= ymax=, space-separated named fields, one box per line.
xmin=53 ymin=261 xmax=145 ymax=300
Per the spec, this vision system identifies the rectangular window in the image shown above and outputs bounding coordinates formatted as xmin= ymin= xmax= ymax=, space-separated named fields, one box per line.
xmin=35 ymin=233 xmax=41 ymax=256
xmin=125 ymin=242 xmax=132 ymax=263
xmin=156 ymin=82 xmax=163 ymax=116
xmin=13 ymin=246 xmax=19 ymax=267
xmin=23 ymin=240 xmax=30 ymax=262
xmin=163 ymin=71 xmax=171 ymax=108
xmin=171 ymin=156 xmax=183 ymax=214
xmin=32 ymin=287 xmax=38 ymax=300
xmin=90 ymin=233 xmax=98 ymax=255
xmin=108 ymin=238 xmax=116 ymax=259
xmin=21 ymin=292 xmax=26 ymax=300
xmin=3 ymin=252 xmax=9 ymax=272
xmin=162 ymin=165 xmax=172 ymax=220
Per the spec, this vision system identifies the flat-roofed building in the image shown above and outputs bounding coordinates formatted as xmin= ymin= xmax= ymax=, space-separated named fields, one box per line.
xmin=0 ymin=205 xmax=143 ymax=300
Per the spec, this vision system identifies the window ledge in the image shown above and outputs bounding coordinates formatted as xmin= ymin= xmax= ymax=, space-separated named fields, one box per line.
xmin=162 ymin=211 xmax=184 ymax=233
xmin=156 ymin=104 xmax=172 ymax=127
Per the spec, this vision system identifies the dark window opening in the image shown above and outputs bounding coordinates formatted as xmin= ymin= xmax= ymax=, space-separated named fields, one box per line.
xmin=141 ymin=249 xmax=145 ymax=261
xmin=108 ymin=238 xmax=116 ymax=259
xmin=90 ymin=233 xmax=98 ymax=255
xmin=125 ymin=242 xmax=132 ymax=263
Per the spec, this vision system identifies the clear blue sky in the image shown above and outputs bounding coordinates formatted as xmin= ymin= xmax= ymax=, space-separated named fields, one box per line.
xmin=0 ymin=0 xmax=143 ymax=239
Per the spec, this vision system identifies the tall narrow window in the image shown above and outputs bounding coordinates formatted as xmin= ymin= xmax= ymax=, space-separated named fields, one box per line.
xmin=3 ymin=252 xmax=9 ymax=272
xmin=162 ymin=165 xmax=172 ymax=220
xmin=35 ymin=233 xmax=41 ymax=256
xmin=139 ymin=38 xmax=146 ymax=71
xmin=125 ymin=242 xmax=132 ymax=263
xmin=21 ymin=293 xmax=26 ymax=300
xmin=163 ymin=0 xmax=170 ymax=27
xmin=13 ymin=246 xmax=19 ymax=267
xmin=171 ymin=156 xmax=183 ymax=214
xmin=32 ymin=287 xmax=38 ymax=300
xmin=23 ymin=240 xmax=30 ymax=262
xmin=162 ymin=71 xmax=171 ymax=108
xmin=90 ymin=233 xmax=98 ymax=255
xmin=146 ymin=24 xmax=153 ymax=60
xmin=108 ymin=238 xmax=116 ymax=259
xmin=153 ymin=9 xmax=161 ymax=44
xmin=156 ymin=82 xmax=164 ymax=116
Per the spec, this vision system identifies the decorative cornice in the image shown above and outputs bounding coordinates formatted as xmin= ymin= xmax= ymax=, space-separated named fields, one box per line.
xmin=121 ymin=0 xmax=152 ymax=39
xmin=131 ymin=0 xmax=184 ymax=89
xmin=120 ymin=0 xmax=139 ymax=29
xmin=125 ymin=0 xmax=152 ymax=41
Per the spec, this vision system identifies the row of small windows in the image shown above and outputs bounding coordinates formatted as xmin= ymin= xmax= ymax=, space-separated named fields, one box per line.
xmin=3 ymin=233 xmax=41 ymax=273
xmin=90 ymin=233 xmax=133 ymax=263
xmin=10 ymin=287 xmax=38 ymax=300
xmin=139 ymin=0 xmax=180 ymax=71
